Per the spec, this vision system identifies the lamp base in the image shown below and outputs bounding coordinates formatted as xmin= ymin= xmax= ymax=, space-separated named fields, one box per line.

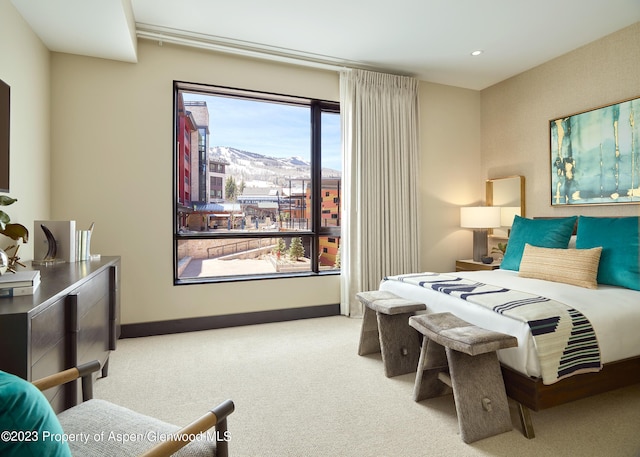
xmin=472 ymin=229 xmax=488 ymax=263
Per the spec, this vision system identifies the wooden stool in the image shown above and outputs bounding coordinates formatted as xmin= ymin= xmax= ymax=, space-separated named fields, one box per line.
xmin=409 ymin=312 xmax=518 ymax=443
xmin=357 ymin=290 xmax=426 ymax=377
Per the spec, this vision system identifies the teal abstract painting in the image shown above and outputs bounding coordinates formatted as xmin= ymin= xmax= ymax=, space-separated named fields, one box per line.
xmin=551 ymin=96 xmax=640 ymax=206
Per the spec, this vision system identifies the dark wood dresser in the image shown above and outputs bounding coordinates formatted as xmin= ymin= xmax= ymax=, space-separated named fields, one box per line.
xmin=0 ymin=256 xmax=120 ymax=412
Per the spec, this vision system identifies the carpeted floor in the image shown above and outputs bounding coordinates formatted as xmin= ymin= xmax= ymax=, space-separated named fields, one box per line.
xmin=94 ymin=316 xmax=640 ymax=456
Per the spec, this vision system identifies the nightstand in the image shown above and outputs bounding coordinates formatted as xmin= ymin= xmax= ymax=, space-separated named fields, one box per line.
xmin=455 ymin=259 xmax=501 ymax=272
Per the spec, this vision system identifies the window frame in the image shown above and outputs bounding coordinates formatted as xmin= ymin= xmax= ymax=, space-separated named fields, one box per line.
xmin=173 ymin=81 xmax=340 ymax=284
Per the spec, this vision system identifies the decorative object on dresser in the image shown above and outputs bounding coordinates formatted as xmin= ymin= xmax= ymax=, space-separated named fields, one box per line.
xmin=0 ymin=195 xmax=29 ymax=273
xmin=33 ymin=220 xmax=76 ymax=264
xmin=460 ymin=206 xmax=501 ymax=262
xmin=0 ymin=269 xmax=40 ymax=297
xmin=75 ymin=222 xmax=96 ymax=261
xmin=0 ymin=249 xmax=7 ymax=275
xmin=0 ymin=256 xmax=121 ymax=413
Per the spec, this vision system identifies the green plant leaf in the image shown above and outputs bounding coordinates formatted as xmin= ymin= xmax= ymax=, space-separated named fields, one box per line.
xmin=0 ymin=210 xmax=9 ymax=230
xmin=0 ymin=223 xmax=29 ymax=242
xmin=0 ymin=196 xmax=17 ymax=206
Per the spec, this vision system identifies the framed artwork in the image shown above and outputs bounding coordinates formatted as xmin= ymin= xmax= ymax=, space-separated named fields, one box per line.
xmin=0 ymin=79 xmax=9 ymax=193
xmin=550 ymin=96 xmax=639 ymax=206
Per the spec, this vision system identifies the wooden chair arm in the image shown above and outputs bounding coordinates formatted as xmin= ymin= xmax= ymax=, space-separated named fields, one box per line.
xmin=32 ymin=360 xmax=101 ymax=391
xmin=140 ymin=399 xmax=235 ymax=457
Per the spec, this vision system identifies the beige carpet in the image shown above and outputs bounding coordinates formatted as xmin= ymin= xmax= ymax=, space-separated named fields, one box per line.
xmin=94 ymin=316 xmax=640 ymax=456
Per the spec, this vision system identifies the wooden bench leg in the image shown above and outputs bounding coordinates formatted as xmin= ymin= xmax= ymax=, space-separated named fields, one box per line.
xmin=377 ymin=312 xmax=421 ymax=377
xmin=414 ymin=338 xmax=451 ymax=401
xmin=446 ymin=348 xmax=512 ymax=443
xmin=358 ymin=305 xmax=380 ymax=356
xmin=516 ymin=402 xmax=535 ymax=439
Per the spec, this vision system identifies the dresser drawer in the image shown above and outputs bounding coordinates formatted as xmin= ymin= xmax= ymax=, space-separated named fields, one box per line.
xmin=71 ymin=270 xmax=109 ymax=319
xmin=77 ymin=294 xmax=110 ymax=365
xmin=31 ymin=338 xmax=66 ymax=409
xmin=31 ymin=298 xmax=66 ymax=366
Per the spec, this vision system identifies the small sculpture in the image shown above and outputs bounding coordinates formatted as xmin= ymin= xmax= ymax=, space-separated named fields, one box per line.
xmin=40 ymin=224 xmax=58 ymax=262
xmin=0 ymin=196 xmax=29 ymax=273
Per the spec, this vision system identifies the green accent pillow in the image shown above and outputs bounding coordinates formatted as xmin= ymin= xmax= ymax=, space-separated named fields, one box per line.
xmin=0 ymin=371 xmax=72 ymax=457
xmin=500 ymin=215 xmax=577 ymax=271
xmin=576 ymin=216 xmax=640 ymax=291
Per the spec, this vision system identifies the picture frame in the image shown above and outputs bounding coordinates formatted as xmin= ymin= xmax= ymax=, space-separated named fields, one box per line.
xmin=550 ymin=95 xmax=640 ymax=206
xmin=0 ymin=78 xmax=9 ymax=193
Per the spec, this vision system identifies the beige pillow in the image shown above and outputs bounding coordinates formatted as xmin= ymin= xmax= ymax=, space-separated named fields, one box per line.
xmin=518 ymin=243 xmax=602 ymax=289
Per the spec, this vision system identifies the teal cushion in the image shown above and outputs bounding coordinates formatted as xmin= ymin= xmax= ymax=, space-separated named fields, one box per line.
xmin=576 ymin=216 xmax=640 ymax=290
xmin=0 ymin=371 xmax=71 ymax=457
xmin=500 ymin=215 xmax=577 ymax=271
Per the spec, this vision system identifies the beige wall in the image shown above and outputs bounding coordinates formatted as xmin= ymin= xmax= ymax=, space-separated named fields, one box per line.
xmin=418 ymin=82 xmax=482 ymax=272
xmin=0 ymin=0 xmax=51 ymax=260
xmin=481 ymin=22 xmax=640 ymax=219
xmin=45 ymin=40 xmax=480 ymax=324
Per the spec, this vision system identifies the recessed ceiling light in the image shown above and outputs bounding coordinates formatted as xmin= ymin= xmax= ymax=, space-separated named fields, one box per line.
xmin=471 ymin=50 xmax=484 ymax=56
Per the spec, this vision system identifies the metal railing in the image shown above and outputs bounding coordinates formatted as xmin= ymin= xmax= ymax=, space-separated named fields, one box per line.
xmin=207 ymin=238 xmax=275 ymax=259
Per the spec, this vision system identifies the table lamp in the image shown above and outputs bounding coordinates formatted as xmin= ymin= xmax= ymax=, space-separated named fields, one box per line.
xmin=460 ymin=206 xmax=501 ymax=262
xmin=500 ymin=206 xmax=520 ymax=229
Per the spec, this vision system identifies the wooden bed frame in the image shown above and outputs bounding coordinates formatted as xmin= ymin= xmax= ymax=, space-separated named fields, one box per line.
xmin=501 ymin=356 xmax=640 ymax=437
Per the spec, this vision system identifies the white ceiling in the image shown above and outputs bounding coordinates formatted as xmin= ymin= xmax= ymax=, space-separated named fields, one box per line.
xmin=10 ymin=0 xmax=640 ymax=90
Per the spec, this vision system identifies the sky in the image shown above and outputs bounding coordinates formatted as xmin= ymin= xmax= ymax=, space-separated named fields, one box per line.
xmin=182 ymin=92 xmax=342 ymax=171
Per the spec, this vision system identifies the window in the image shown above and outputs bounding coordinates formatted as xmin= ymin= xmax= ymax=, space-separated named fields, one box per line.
xmin=174 ymin=82 xmax=341 ymax=282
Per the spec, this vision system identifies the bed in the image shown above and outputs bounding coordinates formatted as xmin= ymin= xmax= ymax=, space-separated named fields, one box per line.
xmin=379 ymin=215 xmax=640 ymax=436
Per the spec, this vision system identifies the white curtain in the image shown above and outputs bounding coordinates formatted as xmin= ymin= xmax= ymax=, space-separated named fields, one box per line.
xmin=340 ymin=69 xmax=421 ymax=316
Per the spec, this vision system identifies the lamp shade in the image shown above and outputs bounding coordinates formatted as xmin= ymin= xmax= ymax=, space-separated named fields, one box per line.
xmin=500 ymin=206 xmax=521 ymax=227
xmin=460 ymin=206 xmax=501 ymax=229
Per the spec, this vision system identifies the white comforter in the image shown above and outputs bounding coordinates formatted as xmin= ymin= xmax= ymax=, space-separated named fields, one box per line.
xmin=379 ymin=269 xmax=640 ymax=379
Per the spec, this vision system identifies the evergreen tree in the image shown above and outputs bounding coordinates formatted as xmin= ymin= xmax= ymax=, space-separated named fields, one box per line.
xmin=276 ymin=238 xmax=286 ymax=257
xmin=288 ymin=237 xmax=305 ymax=261
xmin=225 ymin=176 xmax=237 ymax=201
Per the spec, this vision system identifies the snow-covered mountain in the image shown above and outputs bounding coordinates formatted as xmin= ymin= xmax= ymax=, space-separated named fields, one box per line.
xmin=210 ymin=146 xmax=341 ymax=187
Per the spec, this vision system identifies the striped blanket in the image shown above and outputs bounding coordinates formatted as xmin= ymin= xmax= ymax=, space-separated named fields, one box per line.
xmin=383 ymin=273 xmax=602 ymax=384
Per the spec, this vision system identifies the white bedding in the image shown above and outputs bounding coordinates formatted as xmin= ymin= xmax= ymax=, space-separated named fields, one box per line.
xmin=379 ymin=269 xmax=640 ymax=379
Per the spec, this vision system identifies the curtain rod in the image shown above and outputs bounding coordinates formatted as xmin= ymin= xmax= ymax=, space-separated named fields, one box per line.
xmin=136 ymin=24 xmax=359 ymax=73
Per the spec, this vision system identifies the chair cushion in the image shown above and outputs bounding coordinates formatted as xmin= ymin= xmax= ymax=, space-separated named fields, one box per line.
xmin=0 ymin=370 xmax=71 ymax=457
xmin=57 ymin=399 xmax=217 ymax=456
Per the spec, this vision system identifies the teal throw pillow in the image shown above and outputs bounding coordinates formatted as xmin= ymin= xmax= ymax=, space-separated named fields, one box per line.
xmin=0 ymin=371 xmax=72 ymax=457
xmin=576 ymin=216 xmax=640 ymax=290
xmin=500 ymin=215 xmax=577 ymax=271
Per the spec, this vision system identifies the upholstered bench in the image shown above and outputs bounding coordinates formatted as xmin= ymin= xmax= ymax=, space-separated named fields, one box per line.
xmin=409 ymin=312 xmax=518 ymax=443
xmin=356 ymin=290 xmax=426 ymax=377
